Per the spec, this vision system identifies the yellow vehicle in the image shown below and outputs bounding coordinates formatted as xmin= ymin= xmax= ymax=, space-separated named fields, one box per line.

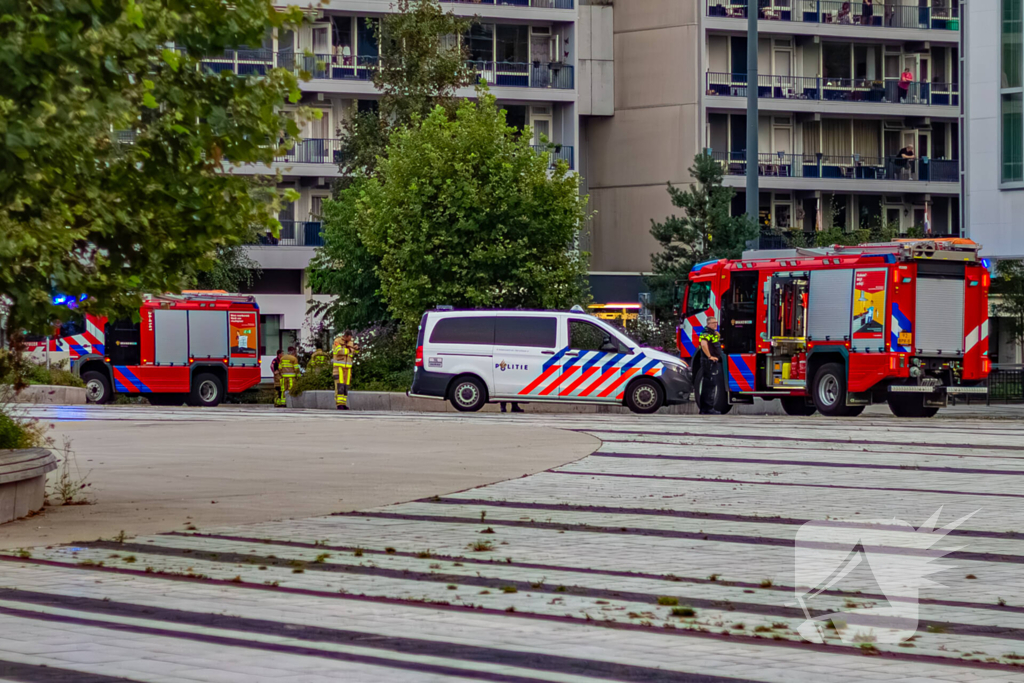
xmin=588 ymin=303 xmax=641 ymax=322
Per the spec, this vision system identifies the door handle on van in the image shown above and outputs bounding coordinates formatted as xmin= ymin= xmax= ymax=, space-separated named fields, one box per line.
xmin=541 ymin=350 xmax=556 ymax=355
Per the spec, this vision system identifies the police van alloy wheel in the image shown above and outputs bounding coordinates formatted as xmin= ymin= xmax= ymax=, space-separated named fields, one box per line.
xmin=781 ymin=396 xmax=817 ymax=416
xmin=625 ymin=378 xmax=664 ymax=415
xmin=812 ymin=363 xmax=853 ymax=417
xmin=83 ymin=371 xmax=112 ymax=405
xmin=189 ymin=373 xmax=223 ymax=408
xmin=449 ymin=376 xmax=487 ymax=412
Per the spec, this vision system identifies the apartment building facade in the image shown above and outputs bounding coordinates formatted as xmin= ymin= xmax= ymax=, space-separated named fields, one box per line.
xmin=209 ymin=0 xmax=610 ymax=360
xmin=965 ymin=0 xmax=1023 ymax=364
xmin=583 ymin=0 xmax=962 ymax=302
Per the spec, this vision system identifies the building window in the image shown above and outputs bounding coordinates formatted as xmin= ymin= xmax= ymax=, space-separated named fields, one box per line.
xmin=1003 ymin=0 xmax=1024 ymax=183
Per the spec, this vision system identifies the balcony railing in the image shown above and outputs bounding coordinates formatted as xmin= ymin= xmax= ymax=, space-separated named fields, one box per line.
xmin=532 ymin=144 xmax=575 ymax=169
xmin=258 ymin=221 xmax=324 ymax=247
xmin=275 ymin=139 xmax=344 ymax=165
xmin=468 ymin=60 xmax=574 ymax=89
xmin=706 ymin=72 xmax=959 ymax=106
xmin=442 ymin=0 xmax=574 ymax=7
xmin=705 ymin=0 xmax=960 ymax=30
xmin=710 ymin=151 xmax=958 ymax=182
xmin=200 ymin=51 xmax=574 ymax=89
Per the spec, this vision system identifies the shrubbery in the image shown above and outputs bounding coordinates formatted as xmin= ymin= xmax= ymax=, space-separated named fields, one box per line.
xmin=351 ymin=323 xmax=415 ymax=392
xmin=1 ymin=355 xmax=84 ymax=388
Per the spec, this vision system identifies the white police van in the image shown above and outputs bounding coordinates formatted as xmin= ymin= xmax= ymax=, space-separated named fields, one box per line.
xmin=409 ymin=308 xmax=693 ymax=414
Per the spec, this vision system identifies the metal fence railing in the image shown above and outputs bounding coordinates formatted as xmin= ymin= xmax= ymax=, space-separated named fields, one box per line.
xmin=709 ymin=151 xmax=959 ymax=183
xmin=200 ymin=52 xmax=575 ymax=90
xmin=706 ymin=72 xmax=959 ymax=106
xmin=258 ymin=222 xmax=324 ymax=248
xmin=705 ymin=0 xmax=960 ymax=30
xmin=532 ymin=144 xmax=575 ymax=169
xmin=442 ymin=0 xmax=574 ymax=6
xmin=275 ymin=139 xmax=345 ymax=165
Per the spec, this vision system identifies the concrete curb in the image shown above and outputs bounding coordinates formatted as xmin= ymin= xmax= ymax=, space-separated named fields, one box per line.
xmin=0 ymin=448 xmax=57 ymax=524
xmin=7 ymin=385 xmax=87 ymax=405
xmin=286 ymin=390 xmax=786 ymax=415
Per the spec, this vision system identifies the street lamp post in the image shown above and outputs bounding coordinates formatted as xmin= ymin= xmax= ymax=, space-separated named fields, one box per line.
xmin=746 ymin=0 xmax=759 ymax=224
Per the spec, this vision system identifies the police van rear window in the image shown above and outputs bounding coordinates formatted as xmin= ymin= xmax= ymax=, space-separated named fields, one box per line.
xmin=430 ymin=317 xmax=495 ymax=345
xmin=495 ymin=316 xmax=556 ymax=348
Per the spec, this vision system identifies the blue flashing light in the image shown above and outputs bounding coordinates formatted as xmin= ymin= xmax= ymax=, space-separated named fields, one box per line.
xmin=52 ymin=294 xmax=67 ymax=305
xmin=691 ymin=259 xmax=718 ymax=273
xmin=982 ymin=258 xmax=991 ymax=269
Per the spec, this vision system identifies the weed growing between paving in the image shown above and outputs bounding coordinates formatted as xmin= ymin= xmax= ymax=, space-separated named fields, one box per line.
xmin=50 ymin=436 xmax=92 ymax=505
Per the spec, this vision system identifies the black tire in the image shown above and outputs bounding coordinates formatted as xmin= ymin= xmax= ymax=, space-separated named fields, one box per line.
xmin=812 ymin=363 xmax=854 ymax=416
xmin=449 ymin=375 xmax=487 ymax=412
xmin=846 ymin=405 xmax=866 ymax=417
xmin=887 ymin=394 xmax=938 ymax=418
xmin=188 ymin=373 xmax=223 ymax=407
xmin=625 ymin=378 xmax=665 ymax=414
xmin=781 ymin=397 xmax=817 ymax=416
xmin=718 ymin=403 xmax=733 ymax=415
xmin=82 ymin=371 xmax=112 ymax=405
xmin=148 ymin=393 xmax=186 ymax=407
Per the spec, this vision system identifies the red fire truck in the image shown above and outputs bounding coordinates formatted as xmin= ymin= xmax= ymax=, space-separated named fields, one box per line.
xmin=51 ymin=293 xmax=262 ymax=406
xmin=677 ymin=239 xmax=990 ymax=417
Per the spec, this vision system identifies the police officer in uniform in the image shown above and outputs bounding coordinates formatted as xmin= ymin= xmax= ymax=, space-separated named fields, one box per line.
xmin=271 ymin=349 xmax=285 ymax=407
xmin=279 ymin=346 xmax=300 ymax=407
xmin=332 ymin=332 xmax=358 ymax=410
xmin=698 ymin=316 xmax=725 ymax=415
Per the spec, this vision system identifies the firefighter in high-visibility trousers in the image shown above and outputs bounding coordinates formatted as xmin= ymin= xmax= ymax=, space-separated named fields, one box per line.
xmin=332 ymin=332 xmax=358 ymax=410
xmin=279 ymin=346 xmax=301 ymax=407
xmin=271 ymin=349 xmax=285 ymax=407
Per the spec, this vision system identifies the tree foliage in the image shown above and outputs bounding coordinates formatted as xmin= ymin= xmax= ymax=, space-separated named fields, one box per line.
xmin=647 ymin=153 xmax=757 ymax=314
xmin=355 ymin=95 xmax=590 ymax=329
xmin=0 ymin=0 xmax=309 ymax=344
xmin=310 ymin=0 xmax=474 ymax=330
xmin=993 ymin=260 xmax=1024 ymax=349
xmin=337 ymin=0 xmax=472 ymax=176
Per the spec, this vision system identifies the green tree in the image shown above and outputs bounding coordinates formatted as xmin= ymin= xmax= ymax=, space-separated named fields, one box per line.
xmin=338 ymin=0 xmax=473 ymax=176
xmin=648 ymin=153 xmax=757 ymax=314
xmin=354 ymin=95 xmax=590 ymax=329
xmin=309 ymin=0 xmax=474 ymax=330
xmin=190 ymin=243 xmax=263 ymax=293
xmin=0 ymin=0 xmax=309 ymax=355
xmin=993 ymin=260 xmax=1024 ymax=351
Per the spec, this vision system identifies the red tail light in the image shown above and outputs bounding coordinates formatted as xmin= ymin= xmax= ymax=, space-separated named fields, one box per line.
xmin=415 ymin=345 xmax=424 ymax=367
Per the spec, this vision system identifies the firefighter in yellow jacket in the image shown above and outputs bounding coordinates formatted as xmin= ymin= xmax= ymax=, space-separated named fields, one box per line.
xmin=279 ymin=346 xmax=301 ymax=407
xmin=332 ymin=332 xmax=358 ymax=410
xmin=307 ymin=347 xmax=330 ymax=371
xmin=271 ymin=349 xmax=285 ymax=407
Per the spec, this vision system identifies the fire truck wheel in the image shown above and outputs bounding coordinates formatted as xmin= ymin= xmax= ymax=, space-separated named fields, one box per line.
xmin=449 ymin=375 xmax=487 ymax=412
xmin=625 ymin=378 xmax=664 ymax=414
xmin=83 ymin=371 xmax=112 ymax=405
xmin=189 ymin=373 xmax=223 ymax=408
xmin=781 ymin=397 xmax=817 ymax=416
xmin=887 ymin=394 xmax=938 ymax=418
xmin=812 ymin=363 xmax=854 ymax=417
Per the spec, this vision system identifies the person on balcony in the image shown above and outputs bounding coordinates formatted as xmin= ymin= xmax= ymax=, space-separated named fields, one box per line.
xmin=899 ymin=67 xmax=914 ymax=102
xmin=895 ymin=144 xmax=916 ymax=179
xmin=838 ymin=3 xmax=853 ymax=23
xmin=861 ymin=0 xmax=874 ymax=24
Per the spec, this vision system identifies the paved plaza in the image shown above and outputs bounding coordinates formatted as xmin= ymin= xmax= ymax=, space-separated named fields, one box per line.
xmin=1 ymin=408 xmax=1024 ymax=681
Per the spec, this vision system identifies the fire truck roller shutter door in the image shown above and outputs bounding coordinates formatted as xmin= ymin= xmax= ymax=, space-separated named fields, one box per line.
xmin=188 ymin=310 xmax=229 ymax=359
xmin=808 ymin=269 xmax=854 ymax=341
xmin=153 ymin=309 xmax=189 ymax=365
xmin=915 ymin=277 xmax=965 ymax=356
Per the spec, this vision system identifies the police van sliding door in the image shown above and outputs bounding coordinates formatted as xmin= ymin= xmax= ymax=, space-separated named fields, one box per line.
xmin=492 ymin=316 xmax=560 ymax=399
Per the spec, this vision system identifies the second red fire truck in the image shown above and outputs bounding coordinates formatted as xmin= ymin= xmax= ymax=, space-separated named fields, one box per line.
xmin=678 ymin=239 xmax=990 ymax=417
